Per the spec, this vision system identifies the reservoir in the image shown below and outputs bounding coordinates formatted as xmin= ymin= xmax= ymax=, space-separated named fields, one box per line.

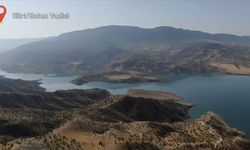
xmin=0 ymin=69 xmax=249 ymax=137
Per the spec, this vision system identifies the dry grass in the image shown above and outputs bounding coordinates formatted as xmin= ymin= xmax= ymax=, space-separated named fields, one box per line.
xmin=210 ymin=63 xmax=250 ymax=75
xmin=106 ymin=74 xmax=131 ymax=80
xmin=127 ymin=89 xmax=182 ymax=101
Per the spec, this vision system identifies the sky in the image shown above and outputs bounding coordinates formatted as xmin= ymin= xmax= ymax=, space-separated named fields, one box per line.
xmin=0 ymin=0 xmax=250 ymax=38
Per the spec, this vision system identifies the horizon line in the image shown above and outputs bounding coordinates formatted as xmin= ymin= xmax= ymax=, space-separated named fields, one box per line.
xmin=1 ymin=25 xmax=250 ymax=39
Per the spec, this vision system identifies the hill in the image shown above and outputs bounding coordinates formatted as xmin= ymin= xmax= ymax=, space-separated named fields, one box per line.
xmin=0 ymin=26 xmax=250 ymax=77
xmin=0 ymin=87 xmax=110 ymax=144
xmin=0 ymin=76 xmax=45 ymax=93
xmin=0 ymin=89 xmax=249 ymax=150
xmin=0 ymin=88 xmax=110 ymax=110
xmin=0 ymin=38 xmax=42 ymax=54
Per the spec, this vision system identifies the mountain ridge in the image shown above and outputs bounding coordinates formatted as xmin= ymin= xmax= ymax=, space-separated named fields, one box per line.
xmin=1 ymin=25 xmax=250 ymax=79
xmin=0 ymin=88 xmax=249 ymax=150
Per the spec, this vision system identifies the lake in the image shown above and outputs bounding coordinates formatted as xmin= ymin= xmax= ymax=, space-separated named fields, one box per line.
xmin=0 ymin=69 xmax=250 ymax=137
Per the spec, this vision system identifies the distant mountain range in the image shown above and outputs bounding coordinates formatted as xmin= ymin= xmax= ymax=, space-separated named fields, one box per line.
xmin=0 ymin=26 xmax=250 ymax=79
xmin=1 ymin=26 xmax=250 ymax=149
xmin=0 ymin=38 xmax=42 ymax=54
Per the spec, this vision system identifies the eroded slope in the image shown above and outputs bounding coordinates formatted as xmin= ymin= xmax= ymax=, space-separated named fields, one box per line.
xmin=1 ymin=89 xmax=249 ymax=150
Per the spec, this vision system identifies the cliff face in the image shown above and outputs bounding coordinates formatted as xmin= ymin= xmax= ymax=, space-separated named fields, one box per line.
xmin=0 ymin=89 xmax=249 ymax=150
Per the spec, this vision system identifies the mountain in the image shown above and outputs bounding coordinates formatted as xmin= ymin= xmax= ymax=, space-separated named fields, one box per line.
xmin=0 ymin=76 xmax=45 ymax=93
xmin=0 ymin=89 xmax=249 ymax=150
xmin=73 ymin=42 xmax=250 ymax=85
xmin=0 ymin=38 xmax=42 ymax=54
xmin=84 ymin=89 xmax=193 ymax=123
xmin=0 ymin=26 xmax=250 ymax=76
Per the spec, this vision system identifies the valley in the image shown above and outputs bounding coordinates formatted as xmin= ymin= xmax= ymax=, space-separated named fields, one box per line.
xmin=1 ymin=26 xmax=250 ymax=149
xmin=1 ymin=0 xmax=250 ymax=148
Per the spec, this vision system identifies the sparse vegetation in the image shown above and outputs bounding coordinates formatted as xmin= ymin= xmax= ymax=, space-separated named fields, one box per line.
xmin=0 ymin=89 xmax=249 ymax=150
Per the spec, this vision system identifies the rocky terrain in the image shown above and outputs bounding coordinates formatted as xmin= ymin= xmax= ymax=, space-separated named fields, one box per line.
xmin=0 ymin=84 xmax=110 ymax=145
xmin=0 ymin=108 xmax=72 ymax=144
xmin=0 ymin=89 xmax=110 ymax=110
xmin=0 ymin=88 xmax=249 ymax=150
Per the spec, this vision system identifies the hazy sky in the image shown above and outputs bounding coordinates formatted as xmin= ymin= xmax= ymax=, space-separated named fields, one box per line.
xmin=0 ymin=0 xmax=250 ymax=38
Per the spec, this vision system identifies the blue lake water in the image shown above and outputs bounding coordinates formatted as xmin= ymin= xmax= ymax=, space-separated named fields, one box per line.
xmin=0 ymin=69 xmax=249 ymax=137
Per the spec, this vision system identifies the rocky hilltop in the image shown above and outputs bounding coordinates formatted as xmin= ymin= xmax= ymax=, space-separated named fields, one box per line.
xmin=0 ymin=88 xmax=249 ymax=150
